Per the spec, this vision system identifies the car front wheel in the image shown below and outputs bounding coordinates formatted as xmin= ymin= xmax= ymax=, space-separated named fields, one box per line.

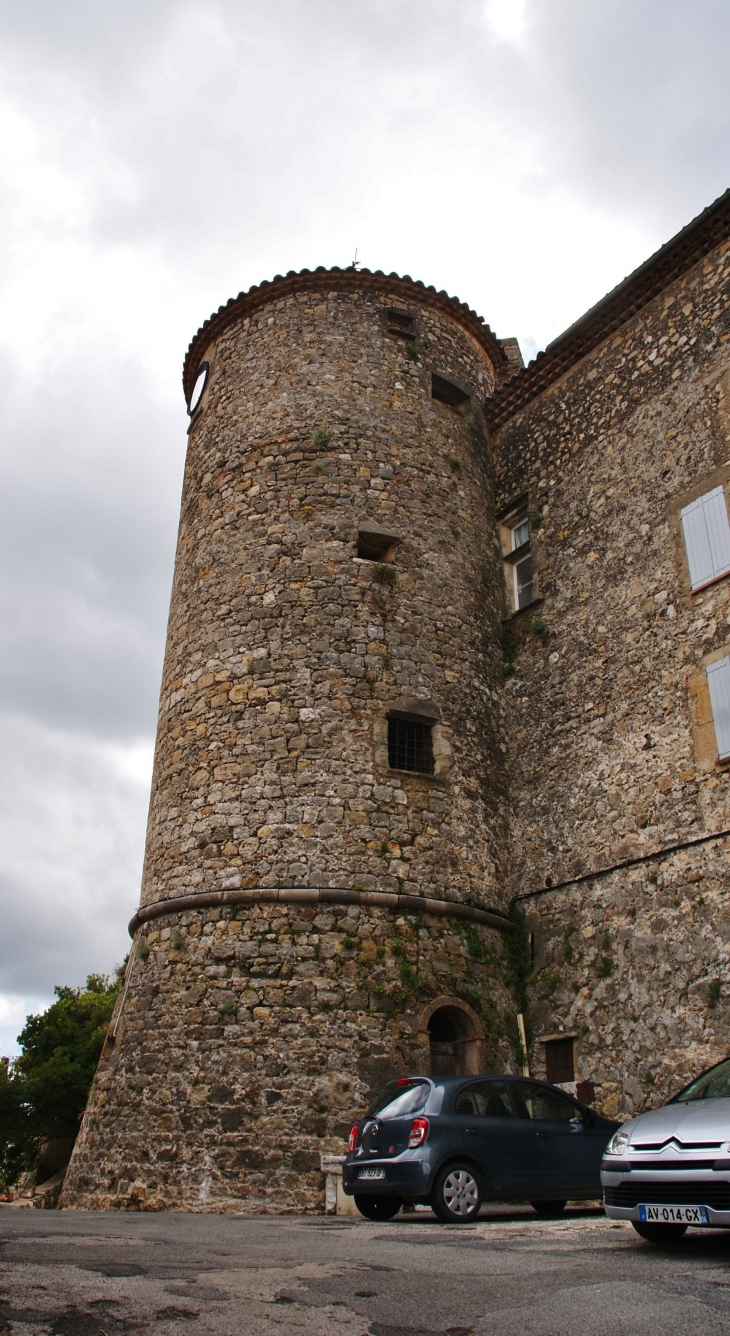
xmin=632 ymin=1221 xmax=688 ymax=1244
xmin=431 ymin=1163 xmax=482 ymax=1223
xmin=354 ymin=1195 xmax=403 ymax=1221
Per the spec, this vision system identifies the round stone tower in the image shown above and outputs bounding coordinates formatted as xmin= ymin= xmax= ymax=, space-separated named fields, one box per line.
xmin=63 ymin=267 xmax=517 ymax=1213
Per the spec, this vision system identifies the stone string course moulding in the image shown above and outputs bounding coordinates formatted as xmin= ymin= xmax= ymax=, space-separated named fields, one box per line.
xmin=63 ymin=190 xmax=730 ymax=1213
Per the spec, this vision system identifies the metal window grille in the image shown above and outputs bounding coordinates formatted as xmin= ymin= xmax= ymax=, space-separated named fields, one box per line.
xmin=388 ymin=718 xmax=434 ymax=774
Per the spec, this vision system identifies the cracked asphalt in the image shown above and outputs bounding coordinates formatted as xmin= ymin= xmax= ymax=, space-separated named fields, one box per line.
xmin=4 ymin=1205 xmax=730 ymax=1335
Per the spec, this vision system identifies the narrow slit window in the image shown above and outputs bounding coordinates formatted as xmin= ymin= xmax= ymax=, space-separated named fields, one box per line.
xmin=680 ymin=486 xmax=730 ymax=590
xmin=431 ymin=373 xmax=469 ymax=407
xmin=707 ymin=656 xmax=730 ymax=760
xmin=388 ymin=718 xmax=434 ymax=774
xmin=544 ymin=1037 xmax=575 ymax=1084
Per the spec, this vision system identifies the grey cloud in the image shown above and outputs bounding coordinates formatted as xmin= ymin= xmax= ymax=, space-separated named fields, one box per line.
xmin=0 ymin=352 xmax=181 ymax=739
xmin=0 ymin=710 xmax=145 ymax=999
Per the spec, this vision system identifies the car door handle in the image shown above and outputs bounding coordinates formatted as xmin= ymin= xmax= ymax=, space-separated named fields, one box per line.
xmin=465 ymin=1128 xmax=482 ymax=1136
xmin=536 ymin=1132 xmax=552 ymax=1139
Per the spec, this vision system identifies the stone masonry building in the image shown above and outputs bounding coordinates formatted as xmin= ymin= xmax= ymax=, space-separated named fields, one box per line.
xmin=63 ymin=189 xmax=730 ymax=1211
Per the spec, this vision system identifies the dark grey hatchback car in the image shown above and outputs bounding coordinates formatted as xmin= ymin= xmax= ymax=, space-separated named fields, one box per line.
xmin=343 ymin=1074 xmax=619 ymax=1222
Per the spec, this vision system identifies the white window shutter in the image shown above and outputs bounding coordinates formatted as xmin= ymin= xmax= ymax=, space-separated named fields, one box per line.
xmin=702 ymin=488 xmax=730 ymax=580
xmin=681 ymin=495 xmax=715 ymax=588
xmin=707 ymin=657 xmax=730 ymax=760
xmin=681 ymin=487 xmax=730 ymax=589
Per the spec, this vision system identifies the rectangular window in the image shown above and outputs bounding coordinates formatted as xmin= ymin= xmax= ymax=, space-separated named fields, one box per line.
xmin=680 ymin=486 xmax=730 ymax=590
xmin=357 ymin=528 xmax=399 ymax=561
xmin=544 ymin=1037 xmax=575 ymax=1084
xmin=707 ymin=656 xmax=730 ymax=760
xmin=385 ymin=308 xmax=415 ymax=339
xmin=514 ymin=553 xmax=534 ymax=610
xmin=387 ymin=718 xmax=434 ymax=774
xmin=431 ymin=373 xmax=470 ymax=407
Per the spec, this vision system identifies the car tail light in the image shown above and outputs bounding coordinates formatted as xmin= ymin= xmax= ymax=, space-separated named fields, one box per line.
xmin=408 ymin=1117 xmax=429 ymax=1148
xmin=348 ymin=1124 xmax=359 ymax=1152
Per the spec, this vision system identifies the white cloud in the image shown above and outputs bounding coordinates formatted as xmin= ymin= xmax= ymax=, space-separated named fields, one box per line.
xmin=484 ymin=0 xmax=528 ymax=44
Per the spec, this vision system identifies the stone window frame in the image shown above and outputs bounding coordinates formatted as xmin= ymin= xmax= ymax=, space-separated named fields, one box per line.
xmin=381 ymin=306 xmax=418 ymax=343
xmin=373 ymin=696 xmax=451 ymax=782
xmin=669 ymin=464 xmax=730 ymax=602
xmin=497 ymin=494 xmax=540 ymax=617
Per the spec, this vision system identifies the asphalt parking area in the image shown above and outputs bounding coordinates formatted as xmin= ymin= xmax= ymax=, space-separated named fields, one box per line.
xmin=4 ymin=1205 xmax=730 ymax=1335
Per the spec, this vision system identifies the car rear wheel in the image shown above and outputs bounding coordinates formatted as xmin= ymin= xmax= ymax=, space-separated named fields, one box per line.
xmin=354 ymin=1195 xmax=403 ymax=1221
xmin=431 ymin=1163 xmax=482 ymax=1223
xmin=530 ymin=1200 xmax=567 ymax=1217
xmin=632 ymin=1221 xmax=688 ymax=1244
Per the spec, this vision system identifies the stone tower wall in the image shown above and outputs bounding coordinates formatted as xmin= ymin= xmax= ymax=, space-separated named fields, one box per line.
xmin=491 ymin=233 xmax=730 ymax=1118
xmin=62 ymin=272 xmax=519 ymax=1213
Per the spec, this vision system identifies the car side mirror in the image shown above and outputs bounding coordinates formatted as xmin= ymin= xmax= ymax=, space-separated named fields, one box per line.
xmin=582 ymin=1106 xmax=596 ymax=1125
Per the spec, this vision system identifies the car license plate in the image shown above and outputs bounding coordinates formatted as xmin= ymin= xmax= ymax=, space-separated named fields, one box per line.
xmin=639 ymin=1204 xmax=709 ymax=1225
xmin=358 ymin=1168 xmax=386 ymax=1180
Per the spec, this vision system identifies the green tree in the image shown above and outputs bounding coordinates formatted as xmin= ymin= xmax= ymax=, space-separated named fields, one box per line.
xmin=0 ymin=972 xmax=120 ymax=1185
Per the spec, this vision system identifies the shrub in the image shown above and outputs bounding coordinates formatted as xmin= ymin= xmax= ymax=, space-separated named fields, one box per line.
xmin=311 ymin=427 xmax=329 ymax=446
xmin=372 ymin=563 xmax=396 ymax=587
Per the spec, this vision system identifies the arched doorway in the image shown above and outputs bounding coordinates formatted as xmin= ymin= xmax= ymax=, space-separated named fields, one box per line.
xmin=421 ymin=999 xmax=482 ymax=1076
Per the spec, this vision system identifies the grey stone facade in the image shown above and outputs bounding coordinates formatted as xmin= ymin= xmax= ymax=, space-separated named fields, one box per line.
xmin=63 ymin=193 xmax=730 ymax=1212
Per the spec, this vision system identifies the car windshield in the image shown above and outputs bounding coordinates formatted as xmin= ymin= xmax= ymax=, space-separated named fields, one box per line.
xmin=368 ymin=1080 xmax=430 ymax=1120
xmin=674 ymin=1057 xmax=730 ymax=1102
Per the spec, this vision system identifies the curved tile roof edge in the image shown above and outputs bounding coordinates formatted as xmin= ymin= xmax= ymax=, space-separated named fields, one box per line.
xmin=486 ymin=186 xmax=730 ymax=431
xmin=182 ymin=265 xmax=508 ymax=402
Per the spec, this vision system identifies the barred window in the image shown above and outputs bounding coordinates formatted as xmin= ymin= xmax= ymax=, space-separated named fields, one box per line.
xmin=387 ymin=717 xmax=434 ymax=774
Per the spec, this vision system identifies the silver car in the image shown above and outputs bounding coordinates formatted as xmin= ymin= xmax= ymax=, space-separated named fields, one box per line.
xmin=602 ymin=1056 xmax=730 ymax=1241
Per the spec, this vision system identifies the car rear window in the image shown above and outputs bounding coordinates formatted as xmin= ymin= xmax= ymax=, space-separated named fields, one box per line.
xmin=368 ymin=1080 xmax=430 ymax=1119
xmin=674 ymin=1057 xmax=730 ymax=1102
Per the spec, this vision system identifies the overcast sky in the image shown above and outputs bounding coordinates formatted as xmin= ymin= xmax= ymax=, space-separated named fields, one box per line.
xmin=0 ymin=0 xmax=728 ymax=1056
